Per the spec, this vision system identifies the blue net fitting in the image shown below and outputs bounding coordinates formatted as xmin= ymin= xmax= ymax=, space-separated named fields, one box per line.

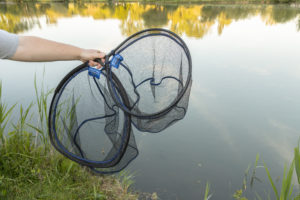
xmin=88 ymin=66 xmax=102 ymax=79
xmin=110 ymin=54 xmax=123 ymax=69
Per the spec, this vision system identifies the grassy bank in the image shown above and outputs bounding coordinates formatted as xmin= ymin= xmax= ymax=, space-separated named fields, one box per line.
xmin=1 ymin=77 xmax=300 ymax=199
xmin=0 ymin=81 xmax=139 ymax=200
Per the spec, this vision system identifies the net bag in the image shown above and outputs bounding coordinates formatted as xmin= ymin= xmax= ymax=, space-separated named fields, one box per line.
xmin=48 ymin=28 xmax=192 ymax=174
xmin=106 ymin=28 xmax=192 ymax=133
xmin=48 ymin=63 xmax=138 ymax=173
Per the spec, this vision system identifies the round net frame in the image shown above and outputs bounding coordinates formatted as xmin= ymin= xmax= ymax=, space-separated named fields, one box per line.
xmin=48 ymin=62 xmax=138 ymax=172
xmin=106 ymin=28 xmax=192 ymax=121
xmin=48 ymin=28 xmax=192 ymax=173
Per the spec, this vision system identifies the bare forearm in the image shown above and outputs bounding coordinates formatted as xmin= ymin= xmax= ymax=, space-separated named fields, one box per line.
xmin=11 ymin=36 xmax=82 ymax=62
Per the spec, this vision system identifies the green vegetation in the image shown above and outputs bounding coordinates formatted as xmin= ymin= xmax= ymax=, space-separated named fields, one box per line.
xmin=1 ymin=77 xmax=300 ymax=199
xmin=233 ymin=148 xmax=300 ymax=200
xmin=0 ymin=77 xmax=213 ymax=199
xmin=263 ymin=146 xmax=300 ymax=200
xmin=263 ymin=158 xmax=295 ymax=200
xmin=0 ymin=81 xmax=138 ymax=200
xmin=233 ymin=189 xmax=248 ymax=200
xmin=204 ymin=182 xmax=212 ymax=200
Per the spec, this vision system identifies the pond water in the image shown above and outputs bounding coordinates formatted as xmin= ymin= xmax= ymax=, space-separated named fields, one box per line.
xmin=1 ymin=2 xmax=300 ymax=199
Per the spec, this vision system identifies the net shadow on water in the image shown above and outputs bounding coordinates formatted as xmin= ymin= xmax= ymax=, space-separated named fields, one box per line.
xmin=48 ymin=28 xmax=192 ymax=173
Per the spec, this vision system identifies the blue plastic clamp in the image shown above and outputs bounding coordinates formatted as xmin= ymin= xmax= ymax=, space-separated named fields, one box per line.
xmin=110 ymin=54 xmax=123 ymax=69
xmin=88 ymin=66 xmax=102 ymax=79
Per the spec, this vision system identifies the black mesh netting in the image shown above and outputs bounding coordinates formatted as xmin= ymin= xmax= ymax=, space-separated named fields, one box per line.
xmin=48 ymin=28 xmax=192 ymax=174
xmin=107 ymin=29 xmax=192 ymax=132
xmin=49 ymin=65 xmax=138 ymax=173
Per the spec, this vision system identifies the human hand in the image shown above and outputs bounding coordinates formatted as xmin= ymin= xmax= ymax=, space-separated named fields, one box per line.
xmin=80 ymin=49 xmax=106 ymax=69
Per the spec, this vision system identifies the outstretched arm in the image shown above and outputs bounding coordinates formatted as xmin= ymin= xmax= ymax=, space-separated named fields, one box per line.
xmin=10 ymin=36 xmax=104 ymax=68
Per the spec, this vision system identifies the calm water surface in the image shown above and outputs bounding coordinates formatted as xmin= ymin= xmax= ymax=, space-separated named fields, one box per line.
xmin=1 ymin=2 xmax=300 ymax=199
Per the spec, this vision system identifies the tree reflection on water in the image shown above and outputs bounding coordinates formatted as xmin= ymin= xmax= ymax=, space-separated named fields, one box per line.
xmin=0 ymin=2 xmax=299 ymax=38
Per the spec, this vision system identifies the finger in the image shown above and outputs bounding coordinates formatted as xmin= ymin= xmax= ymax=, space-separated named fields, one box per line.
xmin=89 ymin=60 xmax=103 ymax=69
xmin=96 ymin=64 xmax=102 ymax=69
xmin=96 ymin=51 xmax=106 ymax=58
xmin=89 ymin=60 xmax=99 ymax=67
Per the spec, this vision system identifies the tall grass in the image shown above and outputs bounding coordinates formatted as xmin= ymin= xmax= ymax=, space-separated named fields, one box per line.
xmin=32 ymin=73 xmax=54 ymax=146
xmin=0 ymin=81 xmax=138 ymax=200
xmin=5 ymin=78 xmax=300 ymax=200
xmin=263 ymin=159 xmax=295 ymax=200
xmin=204 ymin=182 xmax=212 ymax=200
xmin=236 ymin=146 xmax=300 ymax=200
xmin=0 ymin=81 xmax=16 ymax=145
xmin=260 ymin=141 xmax=300 ymax=200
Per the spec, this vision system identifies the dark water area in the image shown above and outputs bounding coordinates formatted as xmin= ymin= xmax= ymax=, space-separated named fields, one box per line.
xmin=1 ymin=2 xmax=300 ymax=199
